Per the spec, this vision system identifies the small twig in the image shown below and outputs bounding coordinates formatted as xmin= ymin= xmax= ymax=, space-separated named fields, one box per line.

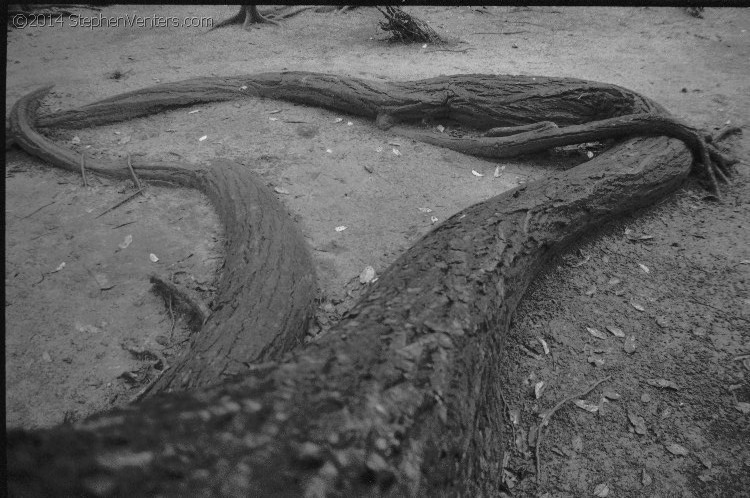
xmin=425 ymin=47 xmax=476 ymax=53
xmin=126 ymin=153 xmax=141 ymax=190
xmin=470 ymin=31 xmax=528 ymax=35
xmin=21 ymin=200 xmax=56 ymax=219
xmin=535 ymin=376 xmax=611 ymax=483
xmin=95 ymin=188 xmax=143 ymax=219
xmin=111 ymin=221 xmax=137 ymax=230
xmin=80 ymin=152 xmax=88 ymax=187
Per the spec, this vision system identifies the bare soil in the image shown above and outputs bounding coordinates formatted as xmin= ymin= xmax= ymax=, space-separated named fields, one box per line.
xmin=5 ymin=6 xmax=749 ymax=496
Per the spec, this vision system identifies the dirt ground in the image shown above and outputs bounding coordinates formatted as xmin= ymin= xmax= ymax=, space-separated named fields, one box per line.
xmin=5 ymin=5 xmax=749 ymax=497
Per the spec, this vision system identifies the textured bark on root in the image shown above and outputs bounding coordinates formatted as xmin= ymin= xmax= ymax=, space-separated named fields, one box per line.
xmin=376 ymin=6 xmax=444 ymax=44
xmin=6 ymin=72 xmax=741 ymax=496
xmin=9 ymin=86 xmax=317 ymax=393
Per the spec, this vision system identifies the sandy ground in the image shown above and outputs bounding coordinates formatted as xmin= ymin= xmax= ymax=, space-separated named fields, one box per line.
xmin=5 ymin=5 xmax=749 ymax=496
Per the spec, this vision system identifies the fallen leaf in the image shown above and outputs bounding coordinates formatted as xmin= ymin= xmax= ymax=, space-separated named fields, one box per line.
xmin=392 ymin=148 xmax=402 ymax=156
xmin=642 ymin=469 xmax=652 ymax=486
xmin=418 ymin=207 xmax=433 ymax=213
xmin=240 ymin=85 xmax=248 ymax=90
xmin=269 ymin=117 xmax=278 ymax=121
xmin=430 ymin=216 xmax=439 ymax=224
xmin=608 ymin=277 xmax=621 ymax=286
xmin=623 ymin=335 xmax=637 ymax=354
xmin=572 ymin=435 xmax=583 ymax=452
xmin=198 ymin=135 xmax=207 ymax=142
xmin=326 ymin=149 xmax=333 ymax=153
xmin=334 ymin=118 xmax=343 ymax=123
xmin=94 ymin=273 xmax=115 ymax=290
xmin=359 ymin=266 xmax=376 ymax=284
xmin=118 ymin=235 xmax=133 ymax=249
xmin=587 ymin=327 xmax=607 ymax=340
xmin=534 ymin=381 xmax=545 ymax=399
xmin=334 ymin=226 xmax=347 ymax=232
xmin=51 ymin=262 xmax=66 ymax=273
xmin=436 ymin=124 xmax=445 ymax=133
xmin=631 ymin=302 xmax=645 ymax=312
xmin=268 ymin=109 xmax=281 ymax=114
xmin=347 ymin=121 xmax=353 ymax=126
xmin=471 ymin=169 xmax=484 ymax=177
xmin=665 ymin=443 xmax=689 ymax=456
xmin=588 ymin=355 xmax=605 ymax=367
xmin=645 ymin=378 xmax=679 ymax=390
xmin=638 ymin=263 xmax=650 ymax=273
xmin=573 ymin=399 xmax=599 ymax=413
xmin=593 ymin=483 xmax=610 ymax=497
xmin=606 ymin=325 xmax=625 ymax=338
xmin=698 ymin=453 xmax=712 ymax=469
xmin=603 ymin=391 xmax=621 ymax=400
xmin=188 ymin=110 xmax=200 ymax=114
xmin=274 ymin=187 xmax=290 ymax=195
xmin=71 ymin=136 xmax=81 ymax=145
xmin=736 ymin=402 xmax=750 ymax=414
xmin=628 ymin=411 xmax=648 ymax=435
xmin=149 ymin=253 xmax=159 ymax=263
xmin=655 ymin=316 xmax=669 ymax=328
xmin=42 ymin=351 xmax=52 ymax=362
xmin=538 ymin=337 xmax=550 ymax=355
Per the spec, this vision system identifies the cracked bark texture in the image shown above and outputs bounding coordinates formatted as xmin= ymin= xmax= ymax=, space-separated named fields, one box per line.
xmin=10 ymin=87 xmax=317 ymax=393
xmin=7 ymin=72 xmax=719 ymax=497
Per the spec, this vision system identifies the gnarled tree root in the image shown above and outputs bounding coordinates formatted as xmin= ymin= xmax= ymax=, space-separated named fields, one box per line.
xmin=6 ymin=72 xmax=741 ymax=496
xmin=9 ymin=86 xmax=317 ymax=393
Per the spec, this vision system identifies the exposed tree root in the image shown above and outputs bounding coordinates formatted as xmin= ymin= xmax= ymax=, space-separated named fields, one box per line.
xmin=377 ymin=6 xmax=444 ymax=44
xmin=6 ymin=72 xmax=742 ymax=496
xmin=207 ymin=5 xmax=280 ymax=32
xmin=10 ymin=85 xmax=317 ymax=393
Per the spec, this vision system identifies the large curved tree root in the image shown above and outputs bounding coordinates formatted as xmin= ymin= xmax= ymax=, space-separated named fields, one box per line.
xmin=9 ymin=86 xmax=317 ymax=393
xmin=7 ymin=73 xmax=742 ymax=496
